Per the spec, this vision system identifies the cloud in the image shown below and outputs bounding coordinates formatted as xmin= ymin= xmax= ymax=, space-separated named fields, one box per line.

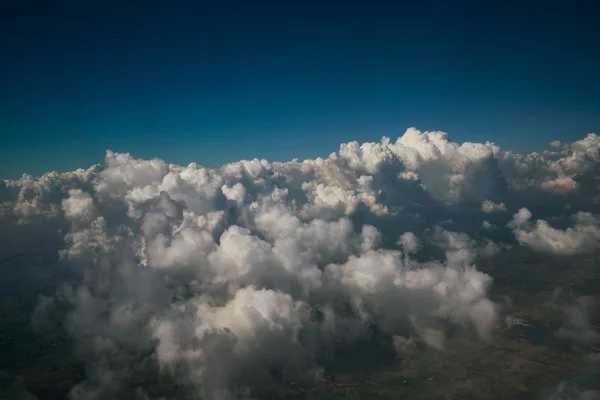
xmin=1 ymin=166 xmax=97 ymax=222
xmin=508 ymin=208 xmax=600 ymax=255
xmin=386 ymin=128 xmax=507 ymax=203
xmin=1 ymin=127 xmax=600 ymax=398
xmin=498 ymin=133 xmax=600 ymax=199
xmin=481 ymin=220 xmax=495 ymax=231
xmin=481 ymin=200 xmax=507 ymax=213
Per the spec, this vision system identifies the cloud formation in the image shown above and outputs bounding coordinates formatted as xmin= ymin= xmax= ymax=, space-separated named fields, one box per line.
xmin=481 ymin=200 xmax=507 ymax=213
xmin=2 ymin=127 xmax=600 ymax=399
xmin=509 ymin=208 xmax=600 ymax=255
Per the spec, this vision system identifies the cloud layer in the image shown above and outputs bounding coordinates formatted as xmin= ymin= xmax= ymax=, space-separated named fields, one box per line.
xmin=2 ymin=128 xmax=600 ymax=399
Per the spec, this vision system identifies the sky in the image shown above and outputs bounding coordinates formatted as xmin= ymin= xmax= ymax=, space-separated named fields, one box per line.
xmin=1 ymin=0 xmax=599 ymax=179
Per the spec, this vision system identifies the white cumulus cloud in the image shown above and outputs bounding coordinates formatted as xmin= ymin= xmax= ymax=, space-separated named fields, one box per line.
xmin=2 ymin=127 xmax=600 ymax=399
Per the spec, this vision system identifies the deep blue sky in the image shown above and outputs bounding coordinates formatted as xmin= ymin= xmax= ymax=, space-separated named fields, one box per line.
xmin=1 ymin=0 xmax=599 ymax=178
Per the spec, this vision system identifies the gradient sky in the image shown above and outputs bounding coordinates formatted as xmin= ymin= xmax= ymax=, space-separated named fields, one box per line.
xmin=1 ymin=0 xmax=599 ymax=178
